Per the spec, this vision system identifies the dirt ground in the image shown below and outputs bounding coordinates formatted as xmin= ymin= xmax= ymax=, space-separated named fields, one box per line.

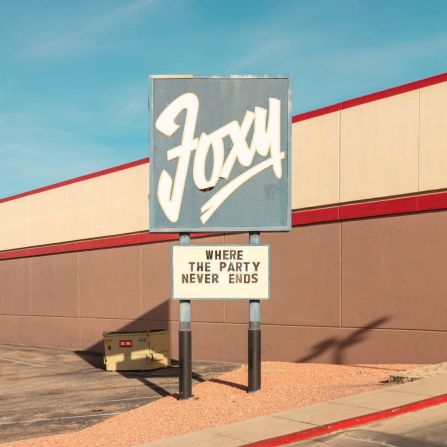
xmin=2 ymin=359 xmax=420 ymax=447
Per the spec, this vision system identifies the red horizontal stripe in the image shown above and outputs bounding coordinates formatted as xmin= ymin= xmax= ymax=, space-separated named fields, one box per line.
xmin=418 ymin=191 xmax=447 ymax=211
xmin=0 ymin=231 xmax=217 ymax=260
xmin=1 ymin=190 xmax=447 ymax=261
xmin=138 ymin=233 xmax=179 ymax=244
xmin=293 ymin=71 xmax=447 ymax=123
xmin=292 ymin=206 xmax=339 ymax=225
xmin=339 ymin=196 xmax=419 ymax=220
xmin=0 ymin=158 xmax=149 ymax=204
xmin=292 ymin=103 xmax=341 ymax=123
xmin=0 ymin=248 xmax=30 ymax=260
xmin=242 ymin=393 xmax=447 ymax=447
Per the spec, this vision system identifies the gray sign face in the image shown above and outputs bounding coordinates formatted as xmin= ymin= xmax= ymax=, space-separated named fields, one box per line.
xmin=149 ymin=76 xmax=290 ymax=232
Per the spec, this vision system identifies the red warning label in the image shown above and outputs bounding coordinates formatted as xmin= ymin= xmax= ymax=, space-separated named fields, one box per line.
xmin=119 ymin=340 xmax=133 ymax=348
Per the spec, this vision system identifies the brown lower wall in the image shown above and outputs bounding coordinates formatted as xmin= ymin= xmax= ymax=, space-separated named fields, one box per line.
xmin=0 ymin=211 xmax=446 ymax=363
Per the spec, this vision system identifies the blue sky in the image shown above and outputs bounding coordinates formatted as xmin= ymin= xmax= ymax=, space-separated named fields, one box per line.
xmin=1 ymin=0 xmax=447 ymax=197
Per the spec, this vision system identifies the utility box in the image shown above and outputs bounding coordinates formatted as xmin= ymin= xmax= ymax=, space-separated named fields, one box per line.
xmin=103 ymin=330 xmax=170 ymax=372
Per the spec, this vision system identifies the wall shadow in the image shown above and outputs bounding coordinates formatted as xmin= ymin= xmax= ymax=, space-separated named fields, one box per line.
xmin=83 ymin=300 xmax=171 ymax=353
xmin=74 ymin=303 xmax=392 ymax=397
xmin=75 ymin=300 xmax=213 ymax=398
xmin=296 ymin=316 xmax=392 ymax=364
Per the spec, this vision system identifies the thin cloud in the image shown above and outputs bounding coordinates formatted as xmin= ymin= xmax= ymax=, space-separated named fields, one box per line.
xmin=26 ymin=0 xmax=159 ymax=58
xmin=323 ymin=32 xmax=447 ymax=76
xmin=234 ymin=39 xmax=291 ymax=71
xmin=0 ymin=112 xmax=141 ymax=197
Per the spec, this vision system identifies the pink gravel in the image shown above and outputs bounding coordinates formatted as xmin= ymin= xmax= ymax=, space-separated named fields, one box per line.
xmin=4 ymin=362 xmax=420 ymax=447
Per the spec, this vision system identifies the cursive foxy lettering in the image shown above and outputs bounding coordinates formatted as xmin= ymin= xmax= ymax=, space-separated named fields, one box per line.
xmin=155 ymin=92 xmax=284 ymax=223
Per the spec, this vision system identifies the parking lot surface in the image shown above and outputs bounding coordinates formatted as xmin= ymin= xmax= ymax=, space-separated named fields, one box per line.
xmin=0 ymin=344 xmax=239 ymax=443
xmin=292 ymin=403 xmax=447 ymax=446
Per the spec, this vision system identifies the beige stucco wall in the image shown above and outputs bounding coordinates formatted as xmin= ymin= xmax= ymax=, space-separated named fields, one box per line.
xmin=0 ymin=197 xmax=30 ymax=251
xmin=292 ymin=111 xmax=340 ymax=209
xmin=0 ymin=164 xmax=149 ymax=251
xmin=2 ymin=80 xmax=447 ymax=251
xmin=420 ymin=81 xmax=447 ymax=191
xmin=339 ymin=91 xmax=419 ymax=202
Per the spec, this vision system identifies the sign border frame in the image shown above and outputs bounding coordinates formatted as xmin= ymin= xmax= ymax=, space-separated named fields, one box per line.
xmin=149 ymin=74 xmax=292 ymax=233
xmin=171 ymin=243 xmax=271 ymax=300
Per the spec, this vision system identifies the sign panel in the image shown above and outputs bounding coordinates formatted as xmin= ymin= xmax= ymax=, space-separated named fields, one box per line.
xmin=172 ymin=245 xmax=270 ymax=300
xmin=150 ymin=75 xmax=290 ymax=232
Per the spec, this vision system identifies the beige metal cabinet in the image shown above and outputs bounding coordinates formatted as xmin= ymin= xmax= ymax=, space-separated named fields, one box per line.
xmin=103 ymin=330 xmax=170 ymax=371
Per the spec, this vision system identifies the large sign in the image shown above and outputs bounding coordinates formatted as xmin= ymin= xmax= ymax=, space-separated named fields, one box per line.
xmin=172 ymin=245 xmax=270 ymax=300
xmin=150 ymin=75 xmax=290 ymax=232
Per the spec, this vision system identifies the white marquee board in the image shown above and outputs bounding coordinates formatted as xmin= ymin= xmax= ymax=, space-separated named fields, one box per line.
xmin=172 ymin=245 xmax=270 ymax=300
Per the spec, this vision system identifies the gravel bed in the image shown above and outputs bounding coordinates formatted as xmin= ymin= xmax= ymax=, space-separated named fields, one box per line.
xmin=4 ymin=362 xmax=420 ymax=447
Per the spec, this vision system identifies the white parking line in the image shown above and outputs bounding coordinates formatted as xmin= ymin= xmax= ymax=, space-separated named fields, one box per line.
xmin=0 ymin=412 xmax=122 ymax=426
xmin=0 ymin=356 xmax=44 ymax=367
xmin=94 ymin=396 xmax=155 ymax=404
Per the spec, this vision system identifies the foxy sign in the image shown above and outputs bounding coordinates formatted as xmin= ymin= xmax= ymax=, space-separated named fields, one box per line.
xmin=149 ymin=76 xmax=290 ymax=232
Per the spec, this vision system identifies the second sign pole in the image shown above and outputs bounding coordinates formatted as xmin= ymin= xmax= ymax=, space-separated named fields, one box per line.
xmin=248 ymin=231 xmax=261 ymax=393
xmin=179 ymin=233 xmax=192 ymax=400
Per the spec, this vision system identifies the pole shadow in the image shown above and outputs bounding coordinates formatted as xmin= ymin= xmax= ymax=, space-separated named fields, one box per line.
xmin=297 ymin=316 xmax=392 ymax=364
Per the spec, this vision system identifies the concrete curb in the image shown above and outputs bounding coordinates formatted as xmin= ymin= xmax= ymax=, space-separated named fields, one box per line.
xmin=242 ymin=393 xmax=447 ymax=446
xmin=138 ymin=373 xmax=447 ymax=447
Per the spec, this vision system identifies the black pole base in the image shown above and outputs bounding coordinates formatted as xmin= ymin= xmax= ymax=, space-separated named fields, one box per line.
xmin=179 ymin=329 xmax=192 ymax=400
xmin=248 ymin=328 xmax=261 ymax=393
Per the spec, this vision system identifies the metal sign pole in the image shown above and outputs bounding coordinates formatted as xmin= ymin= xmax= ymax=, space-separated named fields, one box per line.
xmin=179 ymin=233 xmax=192 ymax=400
xmin=248 ymin=231 xmax=261 ymax=392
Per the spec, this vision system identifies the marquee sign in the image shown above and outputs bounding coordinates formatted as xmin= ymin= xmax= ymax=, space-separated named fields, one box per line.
xmin=149 ymin=75 xmax=291 ymax=232
xmin=172 ymin=245 xmax=270 ymax=300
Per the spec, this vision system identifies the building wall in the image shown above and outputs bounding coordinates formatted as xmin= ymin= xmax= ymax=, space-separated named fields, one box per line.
xmin=0 ymin=212 xmax=446 ymax=363
xmin=1 ymin=73 xmax=447 ymax=363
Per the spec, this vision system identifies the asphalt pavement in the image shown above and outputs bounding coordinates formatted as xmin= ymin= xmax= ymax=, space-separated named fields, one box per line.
xmin=0 ymin=344 xmax=239 ymax=443
xmin=293 ymin=403 xmax=447 ymax=446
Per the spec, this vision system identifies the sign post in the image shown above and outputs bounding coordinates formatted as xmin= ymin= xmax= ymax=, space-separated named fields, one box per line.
xmin=149 ymin=75 xmax=290 ymax=398
xmin=248 ymin=232 xmax=261 ymax=392
xmin=178 ymin=233 xmax=192 ymax=400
